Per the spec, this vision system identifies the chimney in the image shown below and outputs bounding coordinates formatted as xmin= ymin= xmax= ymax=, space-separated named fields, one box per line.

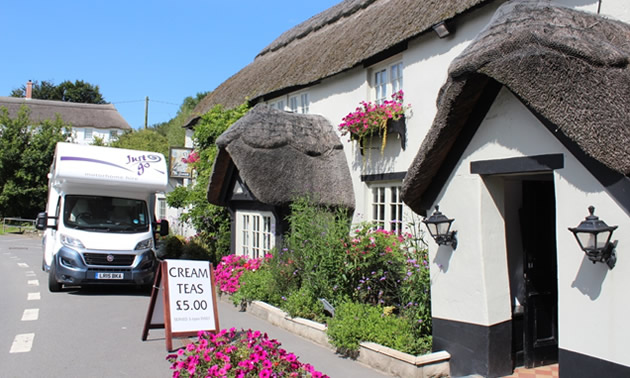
xmin=26 ymin=80 xmax=33 ymax=99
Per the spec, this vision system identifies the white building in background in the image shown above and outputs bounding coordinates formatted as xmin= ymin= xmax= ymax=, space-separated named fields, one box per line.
xmin=0 ymin=92 xmax=131 ymax=145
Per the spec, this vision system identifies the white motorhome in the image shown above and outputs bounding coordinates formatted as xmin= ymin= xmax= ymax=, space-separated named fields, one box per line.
xmin=36 ymin=142 xmax=169 ymax=292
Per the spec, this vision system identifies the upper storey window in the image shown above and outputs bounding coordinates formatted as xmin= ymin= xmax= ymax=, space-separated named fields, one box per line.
xmin=372 ymin=61 xmax=403 ymax=104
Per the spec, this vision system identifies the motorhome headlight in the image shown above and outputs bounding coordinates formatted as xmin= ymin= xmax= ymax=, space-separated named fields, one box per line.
xmin=135 ymin=238 xmax=154 ymax=250
xmin=60 ymin=234 xmax=85 ymax=249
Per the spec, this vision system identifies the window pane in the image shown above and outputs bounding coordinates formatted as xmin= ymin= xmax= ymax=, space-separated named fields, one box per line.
xmin=375 ymin=70 xmax=387 ymax=104
xmin=289 ymin=97 xmax=298 ymax=112
xmin=391 ymin=62 xmax=403 ymax=94
xmin=300 ymin=93 xmax=309 ymax=113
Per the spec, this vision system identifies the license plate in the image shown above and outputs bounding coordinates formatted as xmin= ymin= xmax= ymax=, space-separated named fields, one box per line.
xmin=96 ymin=272 xmax=124 ymax=279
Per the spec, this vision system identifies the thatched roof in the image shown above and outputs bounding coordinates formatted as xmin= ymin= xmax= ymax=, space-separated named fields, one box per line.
xmin=207 ymin=104 xmax=355 ymax=209
xmin=185 ymin=0 xmax=491 ymax=126
xmin=0 ymin=96 xmax=131 ymax=130
xmin=402 ymin=0 xmax=630 ymax=214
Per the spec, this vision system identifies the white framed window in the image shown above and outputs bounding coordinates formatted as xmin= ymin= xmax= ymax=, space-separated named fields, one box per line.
xmin=270 ymin=100 xmax=285 ymax=111
xmin=110 ymin=130 xmax=119 ymax=139
xmin=288 ymin=93 xmax=310 ymax=114
xmin=236 ymin=210 xmax=275 ymax=259
xmin=371 ymin=60 xmax=403 ymax=104
xmin=84 ymin=128 xmax=93 ymax=140
xmin=369 ymin=183 xmax=404 ymax=235
xmin=157 ymin=198 xmax=167 ymax=220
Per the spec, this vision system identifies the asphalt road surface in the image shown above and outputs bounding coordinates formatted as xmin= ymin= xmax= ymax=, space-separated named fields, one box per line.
xmin=0 ymin=234 xmax=171 ymax=377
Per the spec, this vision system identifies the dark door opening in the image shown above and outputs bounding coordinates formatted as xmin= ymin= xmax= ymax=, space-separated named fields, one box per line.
xmin=518 ymin=179 xmax=559 ymax=368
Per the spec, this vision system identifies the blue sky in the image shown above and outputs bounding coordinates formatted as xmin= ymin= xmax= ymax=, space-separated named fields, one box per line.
xmin=1 ymin=1 xmax=340 ymax=130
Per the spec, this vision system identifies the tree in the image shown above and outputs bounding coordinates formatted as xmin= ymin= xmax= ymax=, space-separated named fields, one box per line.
xmin=0 ymin=106 xmax=71 ymax=218
xmin=10 ymin=80 xmax=58 ymax=100
xmin=166 ymin=102 xmax=249 ymax=257
xmin=109 ymin=129 xmax=169 ymax=156
xmin=10 ymin=80 xmax=107 ymax=104
xmin=152 ymin=91 xmax=209 ymax=147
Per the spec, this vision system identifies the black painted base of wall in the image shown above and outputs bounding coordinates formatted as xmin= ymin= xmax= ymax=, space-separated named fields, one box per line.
xmin=559 ymin=349 xmax=630 ymax=378
xmin=432 ymin=317 xmax=512 ymax=377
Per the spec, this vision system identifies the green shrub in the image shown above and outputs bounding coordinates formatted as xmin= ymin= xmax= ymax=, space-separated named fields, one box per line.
xmin=282 ymin=286 xmax=325 ymax=321
xmin=159 ymin=235 xmax=184 ymax=259
xmin=327 ymin=301 xmax=431 ymax=355
xmin=181 ymin=239 xmax=213 ymax=261
xmin=278 ymin=196 xmax=351 ymax=302
xmin=231 ymin=266 xmax=282 ymax=308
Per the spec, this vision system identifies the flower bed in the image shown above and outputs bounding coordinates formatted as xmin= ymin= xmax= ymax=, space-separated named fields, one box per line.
xmin=167 ymin=328 xmax=328 ymax=377
xmin=226 ymin=297 xmax=450 ymax=378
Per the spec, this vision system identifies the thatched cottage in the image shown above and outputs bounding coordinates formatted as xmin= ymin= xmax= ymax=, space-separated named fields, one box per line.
xmin=401 ymin=1 xmax=630 ymax=376
xmin=0 ymin=95 xmax=130 ymax=144
xmin=185 ymin=0 xmax=629 ymax=376
xmin=206 ymin=104 xmax=354 ymax=256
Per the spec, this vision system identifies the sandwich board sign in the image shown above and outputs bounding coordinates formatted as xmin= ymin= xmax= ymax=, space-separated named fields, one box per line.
xmin=142 ymin=259 xmax=220 ymax=351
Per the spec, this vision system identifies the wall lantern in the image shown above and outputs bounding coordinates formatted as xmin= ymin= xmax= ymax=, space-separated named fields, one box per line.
xmin=432 ymin=21 xmax=451 ymax=38
xmin=568 ymin=206 xmax=618 ymax=269
xmin=423 ymin=205 xmax=457 ymax=249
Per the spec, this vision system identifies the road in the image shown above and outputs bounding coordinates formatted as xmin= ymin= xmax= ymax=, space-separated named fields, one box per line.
xmin=0 ymin=235 xmax=171 ymax=378
xmin=1 ymin=235 xmax=389 ymax=378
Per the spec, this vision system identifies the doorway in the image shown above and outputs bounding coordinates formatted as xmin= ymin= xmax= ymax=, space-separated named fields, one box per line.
xmin=505 ymin=176 xmax=558 ymax=368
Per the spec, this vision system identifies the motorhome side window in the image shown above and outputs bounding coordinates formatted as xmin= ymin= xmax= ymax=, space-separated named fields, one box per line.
xmin=63 ymin=195 xmax=149 ymax=232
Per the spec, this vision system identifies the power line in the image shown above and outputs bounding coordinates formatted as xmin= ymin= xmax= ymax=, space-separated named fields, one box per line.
xmin=112 ymin=98 xmax=180 ymax=106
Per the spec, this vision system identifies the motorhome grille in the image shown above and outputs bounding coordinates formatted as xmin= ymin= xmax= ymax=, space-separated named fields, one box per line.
xmin=83 ymin=253 xmax=135 ymax=266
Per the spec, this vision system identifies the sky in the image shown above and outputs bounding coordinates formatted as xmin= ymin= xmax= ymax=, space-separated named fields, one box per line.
xmin=0 ymin=1 xmax=340 ymax=130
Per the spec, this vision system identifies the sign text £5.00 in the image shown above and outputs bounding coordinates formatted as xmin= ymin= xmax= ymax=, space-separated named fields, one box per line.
xmin=142 ymin=259 xmax=219 ymax=351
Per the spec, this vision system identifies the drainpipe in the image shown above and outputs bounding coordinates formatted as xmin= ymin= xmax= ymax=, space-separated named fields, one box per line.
xmin=26 ymin=80 xmax=33 ymax=99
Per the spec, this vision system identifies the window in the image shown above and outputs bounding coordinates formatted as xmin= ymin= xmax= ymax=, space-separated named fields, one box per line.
xmin=64 ymin=195 xmax=149 ymax=232
xmin=372 ymin=61 xmax=403 ymax=104
xmin=274 ymin=100 xmax=285 ymax=110
xmin=84 ymin=128 xmax=93 ymax=140
xmin=370 ymin=184 xmax=404 ymax=235
xmin=289 ymin=96 xmax=299 ymax=112
xmin=288 ymin=93 xmax=310 ymax=114
xmin=390 ymin=62 xmax=403 ymax=94
xmin=157 ymin=198 xmax=167 ymax=220
xmin=110 ymin=130 xmax=119 ymax=139
xmin=236 ymin=211 xmax=275 ymax=259
xmin=374 ymin=69 xmax=387 ymax=104
xmin=300 ymin=93 xmax=309 ymax=114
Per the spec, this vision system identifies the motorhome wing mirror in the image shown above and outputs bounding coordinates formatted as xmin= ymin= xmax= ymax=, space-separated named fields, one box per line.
xmin=35 ymin=212 xmax=47 ymax=230
xmin=159 ymin=220 xmax=169 ymax=236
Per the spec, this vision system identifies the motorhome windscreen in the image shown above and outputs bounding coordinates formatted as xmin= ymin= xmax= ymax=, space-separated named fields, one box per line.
xmin=63 ymin=195 xmax=150 ymax=233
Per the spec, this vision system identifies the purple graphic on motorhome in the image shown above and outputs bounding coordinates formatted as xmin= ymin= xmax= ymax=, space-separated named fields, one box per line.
xmin=61 ymin=154 xmax=164 ymax=176
xmin=125 ymin=154 xmax=163 ymax=176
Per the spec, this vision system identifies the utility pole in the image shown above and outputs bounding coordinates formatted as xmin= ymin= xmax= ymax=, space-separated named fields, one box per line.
xmin=144 ymin=96 xmax=149 ymax=129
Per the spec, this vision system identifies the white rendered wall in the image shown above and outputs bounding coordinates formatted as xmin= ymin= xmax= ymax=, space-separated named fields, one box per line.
xmin=429 ymin=87 xmax=630 ymax=367
xmin=71 ymin=127 xmax=122 ymax=145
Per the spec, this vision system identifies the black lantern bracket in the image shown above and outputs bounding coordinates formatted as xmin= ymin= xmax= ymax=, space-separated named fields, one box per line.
xmin=568 ymin=206 xmax=618 ymax=270
xmin=423 ymin=205 xmax=458 ymax=250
